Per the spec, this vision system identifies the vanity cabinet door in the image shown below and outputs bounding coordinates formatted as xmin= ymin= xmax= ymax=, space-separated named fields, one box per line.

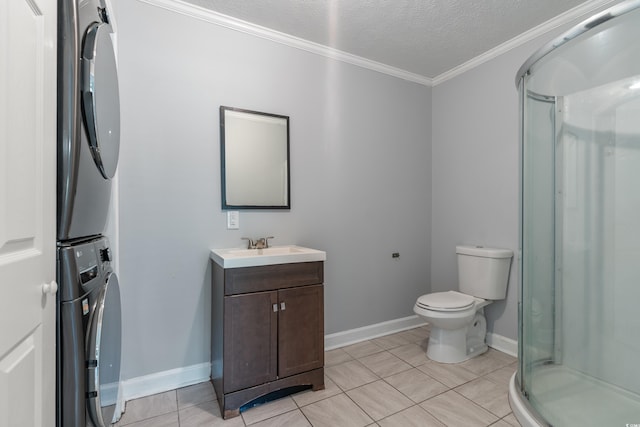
xmin=277 ymin=285 xmax=324 ymax=378
xmin=223 ymin=291 xmax=278 ymax=393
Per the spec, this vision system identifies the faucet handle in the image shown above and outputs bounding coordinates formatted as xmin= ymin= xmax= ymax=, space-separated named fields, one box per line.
xmin=241 ymin=237 xmax=255 ymax=249
xmin=264 ymin=236 xmax=274 ymax=248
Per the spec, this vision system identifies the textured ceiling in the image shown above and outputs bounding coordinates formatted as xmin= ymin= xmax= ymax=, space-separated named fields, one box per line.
xmin=180 ymin=0 xmax=596 ymax=79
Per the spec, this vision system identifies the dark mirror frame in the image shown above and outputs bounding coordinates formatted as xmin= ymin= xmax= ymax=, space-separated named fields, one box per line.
xmin=220 ymin=106 xmax=291 ymax=210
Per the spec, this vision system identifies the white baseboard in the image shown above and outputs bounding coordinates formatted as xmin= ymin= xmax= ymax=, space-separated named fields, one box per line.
xmin=324 ymin=315 xmax=519 ymax=358
xmin=120 ymin=362 xmax=211 ymax=402
xmin=115 ymin=316 xmax=426 ymax=405
xmin=99 ymin=381 xmax=125 ymax=423
xmin=99 ymin=381 xmax=119 ymax=406
xmin=487 ymin=332 xmax=518 ymax=358
xmin=324 ymin=315 xmax=427 ymax=350
xmin=115 ymin=322 xmax=517 ymax=406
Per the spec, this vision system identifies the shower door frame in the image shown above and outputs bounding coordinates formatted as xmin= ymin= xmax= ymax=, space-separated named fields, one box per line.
xmin=518 ymin=86 xmax=566 ymax=400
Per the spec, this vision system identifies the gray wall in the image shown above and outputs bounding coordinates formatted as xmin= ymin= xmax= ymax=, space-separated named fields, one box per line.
xmin=430 ymin=2 xmax=622 ymax=340
xmin=431 ymin=47 xmax=528 ymax=341
xmin=113 ymin=0 xmax=432 ymax=379
xmin=112 ymin=0 xmax=622 ymax=381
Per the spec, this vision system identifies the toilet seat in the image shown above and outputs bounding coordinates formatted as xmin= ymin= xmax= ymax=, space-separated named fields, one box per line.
xmin=416 ymin=291 xmax=475 ymax=311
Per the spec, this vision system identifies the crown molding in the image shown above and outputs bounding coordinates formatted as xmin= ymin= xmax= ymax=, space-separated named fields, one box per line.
xmin=432 ymin=0 xmax=617 ymax=85
xmin=133 ymin=0 xmax=617 ymax=88
xmin=135 ymin=0 xmax=433 ymax=86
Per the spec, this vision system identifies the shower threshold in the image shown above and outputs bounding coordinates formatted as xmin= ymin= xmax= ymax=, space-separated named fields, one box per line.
xmin=511 ymin=365 xmax=640 ymax=426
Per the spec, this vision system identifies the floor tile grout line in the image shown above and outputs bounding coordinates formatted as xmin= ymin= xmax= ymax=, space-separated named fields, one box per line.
xmin=296 ymin=391 xmax=376 ymax=426
xmin=419 ymin=389 xmax=464 ymax=425
xmin=454 ymin=383 xmax=512 ymax=419
xmin=381 ymin=375 xmax=453 ymax=406
xmin=324 ymin=342 xmax=514 ymax=420
xmin=341 ymin=388 xmax=377 ymax=424
xmin=325 ymin=359 xmax=381 ymax=392
xmin=115 ymin=389 xmax=179 ymax=426
xmin=450 ymin=389 xmax=500 ymax=420
xmin=116 ymin=326 xmax=514 ymax=427
xmin=292 ymin=386 xmax=332 ymax=409
xmin=243 ymin=406 xmax=299 ymax=427
xmin=298 ymin=405 xmax=314 ymax=427
xmin=346 ymin=378 xmax=442 ymax=423
xmin=416 ymin=398 xmax=455 ymax=426
xmin=380 ymin=363 xmax=513 ymax=421
xmin=174 ymin=390 xmax=180 ymax=427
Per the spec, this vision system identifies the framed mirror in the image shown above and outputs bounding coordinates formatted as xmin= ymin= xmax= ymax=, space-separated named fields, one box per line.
xmin=220 ymin=106 xmax=290 ymax=209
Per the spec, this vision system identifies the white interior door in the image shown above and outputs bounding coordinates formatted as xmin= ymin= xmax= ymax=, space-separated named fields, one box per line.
xmin=0 ymin=0 xmax=57 ymax=426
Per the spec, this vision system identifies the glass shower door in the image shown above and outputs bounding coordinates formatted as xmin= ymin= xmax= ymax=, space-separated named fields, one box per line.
xmin=520 ymin=90 xmax=558 ymax=400
xmin=520 ymin=79 xmax=640 ymax=427
xmin=515 ymin=3 xmax=640 ymax=426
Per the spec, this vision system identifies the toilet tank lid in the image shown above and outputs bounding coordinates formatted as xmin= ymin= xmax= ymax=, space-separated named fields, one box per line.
xmin=456 ymin=245 xmax=513 ymax=258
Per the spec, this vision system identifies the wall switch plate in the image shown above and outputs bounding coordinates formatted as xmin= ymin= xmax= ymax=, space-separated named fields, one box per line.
xmin=227 ymin=211 xmax=239 ymax=229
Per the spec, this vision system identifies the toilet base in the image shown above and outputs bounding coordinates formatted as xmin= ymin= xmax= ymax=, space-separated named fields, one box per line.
xmin=426 ymin=313 xmax=488 ymax=364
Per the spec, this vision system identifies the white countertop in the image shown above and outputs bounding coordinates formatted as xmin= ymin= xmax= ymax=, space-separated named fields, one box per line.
xmin=210 ymin=245 xmax=326 ymax=268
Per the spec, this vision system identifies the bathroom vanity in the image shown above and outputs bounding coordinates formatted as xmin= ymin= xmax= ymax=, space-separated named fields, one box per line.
xmin=210 ymin=246 xmax=326 ymax=418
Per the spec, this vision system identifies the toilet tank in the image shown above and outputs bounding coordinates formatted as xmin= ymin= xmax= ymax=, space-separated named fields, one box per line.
xmin=456 ymin=245 xmax=513 ymax=300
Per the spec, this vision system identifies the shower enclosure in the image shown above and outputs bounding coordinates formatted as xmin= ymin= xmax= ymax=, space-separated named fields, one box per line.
xmin=510 ymin=1 xmax=640 ymax=426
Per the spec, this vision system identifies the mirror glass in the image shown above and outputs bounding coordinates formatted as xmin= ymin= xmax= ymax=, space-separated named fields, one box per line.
xmin=220 ymin=106 xmax=290 ymax=209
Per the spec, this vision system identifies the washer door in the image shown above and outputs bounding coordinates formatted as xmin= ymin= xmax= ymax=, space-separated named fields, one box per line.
xmin=81 ymin=21 xmax=120 ymax=179
xmin=87 ymin=272 xmax=122 ymax=427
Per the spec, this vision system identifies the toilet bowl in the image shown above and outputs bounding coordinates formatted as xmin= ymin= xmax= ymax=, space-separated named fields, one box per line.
xmin=414 ymin=291 xmax=489 ymax=363
xmin=413 ymin=245 xmax=513 ymax=364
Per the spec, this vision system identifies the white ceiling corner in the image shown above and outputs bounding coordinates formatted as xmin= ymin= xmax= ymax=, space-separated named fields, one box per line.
xmin=138 ymin=0 xmax=618 ymax=86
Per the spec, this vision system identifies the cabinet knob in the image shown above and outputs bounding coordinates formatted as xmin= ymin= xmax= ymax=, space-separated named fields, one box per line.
xmin=273 ymin=303 xmax=278 ymax=312
xmin=280 ymin=302 xmax=286 ymax=311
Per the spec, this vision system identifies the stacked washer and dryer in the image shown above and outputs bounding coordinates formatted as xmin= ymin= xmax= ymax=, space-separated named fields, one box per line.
xmin=57 ymin=1 xmax=122 ymax=426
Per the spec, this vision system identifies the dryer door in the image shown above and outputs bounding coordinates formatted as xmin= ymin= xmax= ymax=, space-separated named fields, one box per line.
xmin=81 ymin=21 xmax=120 ymax=179
xmin=87 ymin=272 xmax=122 ymax=427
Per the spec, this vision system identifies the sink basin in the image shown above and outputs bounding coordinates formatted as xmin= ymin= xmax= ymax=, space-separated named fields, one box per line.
xmin=210 ymin=245 xmax=326 ymax=268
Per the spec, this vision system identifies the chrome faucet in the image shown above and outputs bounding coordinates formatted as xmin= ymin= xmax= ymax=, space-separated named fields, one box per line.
xmin=241 ymin=236 xmax=274 ymax=249
xmin=241 ymin=237 xmax=255 ymax=249
xmin=254 ymin=236 xmax=274 ymax=249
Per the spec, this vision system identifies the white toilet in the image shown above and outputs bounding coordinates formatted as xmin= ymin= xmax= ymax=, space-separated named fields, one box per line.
xmin=413 ymin=245 xmax=513 ymax=364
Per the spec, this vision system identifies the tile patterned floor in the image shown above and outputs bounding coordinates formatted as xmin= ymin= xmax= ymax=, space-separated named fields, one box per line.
xmin=114 ymin=326 xmax=521 ymax=427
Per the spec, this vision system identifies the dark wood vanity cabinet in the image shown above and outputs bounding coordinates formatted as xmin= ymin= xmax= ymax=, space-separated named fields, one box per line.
xmin=211 ymin=261 xmax=324 ymax=418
